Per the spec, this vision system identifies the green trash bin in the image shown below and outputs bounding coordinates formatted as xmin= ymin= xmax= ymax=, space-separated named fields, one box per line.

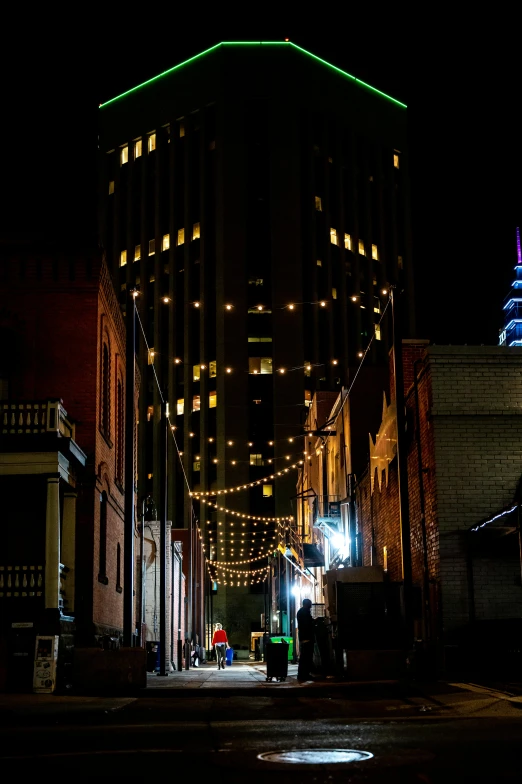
xmin=270 ymin=636 xmax=293 ymax=661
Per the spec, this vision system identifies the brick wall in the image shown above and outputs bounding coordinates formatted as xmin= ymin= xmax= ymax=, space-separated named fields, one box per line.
xmin=358 ymin=343 xmax=522 ymax=651
xmin=428 ymin=346 xmax=522 ymax=636
xmin=0 ymin=251 xmax=134 ymax=641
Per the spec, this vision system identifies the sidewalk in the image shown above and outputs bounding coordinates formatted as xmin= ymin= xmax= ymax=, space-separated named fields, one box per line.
xmin=2 ymin=662 xmax=522 ymax=725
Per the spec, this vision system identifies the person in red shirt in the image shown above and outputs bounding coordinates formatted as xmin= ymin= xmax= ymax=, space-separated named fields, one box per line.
xmin=211 ymin=623 xmax=229 ymax=669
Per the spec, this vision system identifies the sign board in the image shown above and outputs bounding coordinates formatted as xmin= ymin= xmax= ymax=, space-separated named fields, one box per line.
xmin=33 ymin=636 xmax=59 ymax=694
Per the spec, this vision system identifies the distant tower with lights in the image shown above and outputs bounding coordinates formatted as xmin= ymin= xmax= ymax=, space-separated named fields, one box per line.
xmin=499 ymin=228 xmax=522 ymax=346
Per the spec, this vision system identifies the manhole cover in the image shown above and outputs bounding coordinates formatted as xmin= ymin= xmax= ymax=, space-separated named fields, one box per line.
xmin=258 ymin=749 xmax=373 ymax=764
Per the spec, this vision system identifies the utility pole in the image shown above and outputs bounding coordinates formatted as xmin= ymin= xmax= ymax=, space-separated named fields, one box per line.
xmin=390 ymin=287 xmax=414 ymax=648
xmin=158 ymin=399 xmax=168 ymax=675
xmin=123 ymin=290 xmax=136 ymax=647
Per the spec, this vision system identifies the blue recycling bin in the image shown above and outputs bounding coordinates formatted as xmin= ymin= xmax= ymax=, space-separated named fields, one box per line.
xmin=226 ymin=646 xmax=234 ymax=666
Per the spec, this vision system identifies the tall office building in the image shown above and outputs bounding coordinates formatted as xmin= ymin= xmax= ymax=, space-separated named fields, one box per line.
xmin=98 ymin=41 xmax=414 ymax=646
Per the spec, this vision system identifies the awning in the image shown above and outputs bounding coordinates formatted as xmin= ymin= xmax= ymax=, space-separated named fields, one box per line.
xmin=303 ymin=543 xmax=324 ymax=568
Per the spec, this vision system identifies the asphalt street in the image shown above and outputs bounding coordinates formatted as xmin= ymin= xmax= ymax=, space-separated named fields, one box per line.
xmin=1 ymin=662 xmax=521 ymax=781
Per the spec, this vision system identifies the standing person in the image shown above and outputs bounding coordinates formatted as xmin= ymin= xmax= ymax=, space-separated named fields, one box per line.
xmin=211 ymin=623 xmax=229 ymax=670
xmin=296 ymin=598 xmax=316 ymax=682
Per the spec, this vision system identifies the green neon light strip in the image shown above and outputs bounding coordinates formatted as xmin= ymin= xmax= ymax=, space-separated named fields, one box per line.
xmin=99 ymin=43 xmax=223 ymax=108
xmin=288 ymin=43 xmax=407 ymax=109
xmin=100 ymin=41 xmax=406 ymax=110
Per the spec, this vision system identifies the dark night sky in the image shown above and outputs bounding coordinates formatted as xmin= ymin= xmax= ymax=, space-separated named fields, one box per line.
xmin=2 ymin=10 xmax=521 ymax=346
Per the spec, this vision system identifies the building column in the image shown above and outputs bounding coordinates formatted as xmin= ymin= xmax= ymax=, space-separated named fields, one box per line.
xmin=61 ymin=492 xmax=77 ymax=614
xmin=45 ymin=476 xmax=61 ymax=611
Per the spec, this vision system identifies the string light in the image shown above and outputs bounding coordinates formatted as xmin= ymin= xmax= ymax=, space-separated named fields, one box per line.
xmin=190 ymin=461 xmax=302 ymax=496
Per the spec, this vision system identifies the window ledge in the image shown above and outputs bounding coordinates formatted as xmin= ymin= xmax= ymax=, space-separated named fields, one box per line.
xmin=99 ymin=429 xmax=113 ymax=450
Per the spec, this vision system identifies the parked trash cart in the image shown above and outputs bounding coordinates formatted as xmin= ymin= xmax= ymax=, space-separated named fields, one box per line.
xmin=265 ymin=640 xmax=289 ymax=682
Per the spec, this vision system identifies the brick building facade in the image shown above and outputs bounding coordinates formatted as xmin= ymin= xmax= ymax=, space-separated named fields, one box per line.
xmin=356 ymin=343 xmax=522 ymax=672
xmin=0 ymin=245 xmax=138 ymax=688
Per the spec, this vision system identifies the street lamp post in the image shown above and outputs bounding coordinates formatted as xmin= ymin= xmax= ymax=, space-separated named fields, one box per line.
xmin=123 ymin=290 xmax=136 ymax=647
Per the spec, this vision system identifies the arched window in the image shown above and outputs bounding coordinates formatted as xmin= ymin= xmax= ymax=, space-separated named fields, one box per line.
xmin=101 ymin=341 xmax=110 ymax=437
xmin=98 ymin=491 xmax=108 ymax=584
xmin=116 ymin=377 xmax=124 ymax=484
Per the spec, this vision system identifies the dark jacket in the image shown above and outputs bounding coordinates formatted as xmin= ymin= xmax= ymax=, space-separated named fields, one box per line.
xmin=296 ymin=606 xmax=315 ymax=642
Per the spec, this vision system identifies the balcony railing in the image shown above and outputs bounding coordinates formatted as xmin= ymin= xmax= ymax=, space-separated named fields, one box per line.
xmin=1 ymin=399 xmax=75 ymax=439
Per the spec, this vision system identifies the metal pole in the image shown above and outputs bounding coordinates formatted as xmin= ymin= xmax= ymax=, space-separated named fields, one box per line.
xmin=170 ymin=542 xmax=175 ymax=669
xmin=177 ymin=544 xmax=183 ymax=672
xmin=390 ymin=287 xmax=414 ymax=648
xmin=158 ymin=399 xmax=168 ymax=676
xmin=123 ymin=291 xmax=136 ymax=647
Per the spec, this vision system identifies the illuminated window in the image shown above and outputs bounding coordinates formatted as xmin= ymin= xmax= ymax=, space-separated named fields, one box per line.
xmin=317 ymin=259 xmax=322 ymax=267
xmin=209 ymin=360 xmax=216 ymax=378
xmin=108 ymin=180 xmax=114 ymax=195
xmin=253 ymin=399 xmax=262 ymax=405
xmin=148 ymin=133 xmax=156 ymax=152
xmin=249 ymin=357 xmax=273 ymax=374
xmin=193 ymin=364 xmax=201 ymax=382
xmin=120 ymin=250 xmax=127 ymax=267
xmin=262 ymin=484 xmax=273 ymax=498
xmin=248 ymin=337 xmax=272 ymax=343
xmin=358 ymin=239 xmax=365 ymax=255
xmin=375 ymin=324 xmax=381 ymax=341
xmin=192 ymin=222 xmax=200 ymax=240
xmin=398 ymin=255 xmax=403 ymax=269
xmin=209 ymin=392 xmax=217 ymax=408
xmin=383 ymin=545 xmax=388 ymax=571
xmin=134 ymin=139 xmax=142 ymax=159
xmin=249 ymin=357 xmax=261 ymax=374
xmin=120 ymin=145 xmax=128 ymax=165
xmin=177 ymin=399 xmax=184 ymax=416
xmin=162 ymin=234 xmax=170 ymax=251
xmin=372 ymin=244 xmax=379 ymax=261
xmin=332 ymin=288 xmax=337 ymax=300
xmin=147 ymin=348 xmax=155 ymax=365
xmin=147 ymin=405 xmax=153 ymax=422
xmin=344 ymin=233 xmax=352 ymax=251
xmin=393 ymin=152 xmax=399 ymax=169
xmin=192 ymin=395 xmax=201 ymax=412
xmin=177 ymin=229 xmax=185 ymax=246
xmin=374 ymin=298 xmax=381 ymax=314
xmin=250 ymin=454 xmax=264 ymax=466
xmin=315 ymin=196 xmax=322 ymax=211
xmin=330 ymin=228 xmax=338 ymax=246
xmin=248 ymin=278 xmax=264 ymax=286
xmin=304 ymin=362 xmax=311 ymax=378
xmin=179 ymin=120 xmax=185 ymax=138
xmin=304 ymin=389 xmax=312 ymax=407
xmin=193 ymin=461 xmax=201 ymax=472
xmin=134 ymin=245 xmax=141 ymax=262
xmin=148 ymin=239 xmax=155 ymax=256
